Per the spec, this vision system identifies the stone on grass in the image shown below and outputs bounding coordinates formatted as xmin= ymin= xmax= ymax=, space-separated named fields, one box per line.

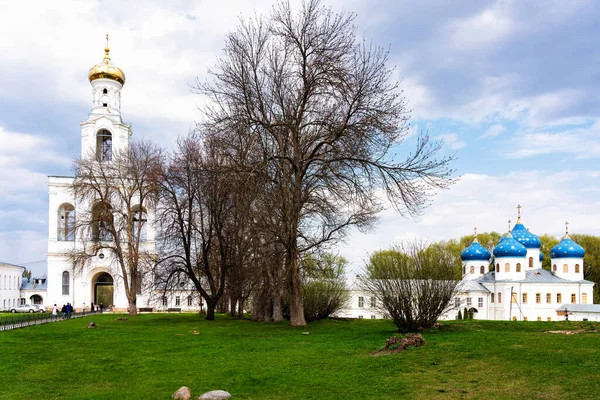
xmin=117 ymin=317 xmax=128 ymax=321
xmin=199 ymin=390 xmax=231 ymax=399
xmin=172 ymin=386 xmax=192 ymax=400
xmin=87 ymin=322 xmax=97 ymax=329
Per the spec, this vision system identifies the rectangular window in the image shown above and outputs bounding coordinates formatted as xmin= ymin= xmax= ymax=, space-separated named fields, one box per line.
xmin=162 ymin=296 xmax=167 ymax=306
xmin=370 ymin=297 xmax=376 ymax=308
xmin=571 ymin=294 xmax=576 ymax=304
xmin=557 ymin=293 xmax=562 ymax=303
xmin=455 ymin=297 xmax=460 ymax=308
xmin=358 ymin=297 xmax=364 ymax=308
xmin=546 ymin=293 xmax=551 ymax=303
xmin=511 ymin=293 xmax=517 ymax=303
xmin=370 ymin=315 xmax=376 ymax=319
xmin=175 ymin=296 xmax=181 ymax=306
xmin=358 ymin=315 xmax=363 ymax=319
xmin=522 ymin=293 xmax=528 ymax=304
xmin=491 ymin=293 xmax=495 ymax=303
xmin=582 ymin=293 xmax=588 ymax=304
xmin=467 ymin=297 xmax=472 ymax=306
xmin=478 ymin=297 xmax=483 ymax=308
xmin=536 ymin=293 xmax=541 ymax=304
xmin=498 ymin=293 xmax=502 ymax=304
xmin=187 ymin=296 xmax=193 ymax=306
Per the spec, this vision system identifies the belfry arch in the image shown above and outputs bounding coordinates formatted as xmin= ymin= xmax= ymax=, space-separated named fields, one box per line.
xmin=92 ymin=272 xmax=114 ymax=307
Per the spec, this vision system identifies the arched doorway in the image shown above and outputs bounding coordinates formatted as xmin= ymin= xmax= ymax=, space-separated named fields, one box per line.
xmin=30 ymin=295 xmax=43 ymax=305
xmin=93 ymin=272 xmax=114 ymax=308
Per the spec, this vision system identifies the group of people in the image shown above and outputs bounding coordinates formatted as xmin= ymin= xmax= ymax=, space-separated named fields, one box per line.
xmin=51 ymin=302 xmax=105 ymax=318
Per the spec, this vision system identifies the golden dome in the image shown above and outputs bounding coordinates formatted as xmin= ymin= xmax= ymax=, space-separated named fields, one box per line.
xmin=88 ymin=36 xmax=125 ymax=85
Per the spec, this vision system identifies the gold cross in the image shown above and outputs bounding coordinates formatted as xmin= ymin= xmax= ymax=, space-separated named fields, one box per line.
xmin=517 ymin=204 xmax=521 ymax=219
xmin=508 ymin=219 xmax=512 ymax=232
xmin=106 ymin=33 xmax=109 ymax=47
xmin=474 ymin=227 xmax=477 ymax=237
xmin=565 ymin=221 xmax=569 ymax=235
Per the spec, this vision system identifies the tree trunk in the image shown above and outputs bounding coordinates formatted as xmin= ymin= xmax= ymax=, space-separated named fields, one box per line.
xmin=237 ymin=299 xmax=245 ymax=319
xmin=229 ymin=296 xmax=237 ymax=317
xmin=288 ymin=254 xmax=306 ymax=326
xmin=128 ymin=299 xmax=138 ymax=316
xmin=206 ymin=300 xmax=216 ymax=320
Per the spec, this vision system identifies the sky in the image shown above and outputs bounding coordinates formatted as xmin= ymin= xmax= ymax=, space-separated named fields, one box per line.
xmin=1 ymin=0 xmax=599 ymax=277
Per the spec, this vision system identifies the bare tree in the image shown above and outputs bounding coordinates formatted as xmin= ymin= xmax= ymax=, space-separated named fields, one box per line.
xmin=155 ymin=134 xmax=255 ymax=320
xmin=69 ymin=140 xmax=161 ymax=316
xmin=360 ymin=242 xmax=459 ymax=332
xmin=197 ymin=0 xmax=455 ymax=325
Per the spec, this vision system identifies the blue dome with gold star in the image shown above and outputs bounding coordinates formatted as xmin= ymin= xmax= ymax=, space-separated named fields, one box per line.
xmin=493 ymin=234 xmax=527 ymax=258
xmin=550 ymin=236 xmax=585 ymax=259
xmin=511 ymin=223 xmax=541 ymax=249
xmin=461 ymin=239 xmax=491 ymax=261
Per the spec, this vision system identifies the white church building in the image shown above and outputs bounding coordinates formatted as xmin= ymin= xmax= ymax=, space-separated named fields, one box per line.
xmin=339 ymin=210 xmax=599 ymax=322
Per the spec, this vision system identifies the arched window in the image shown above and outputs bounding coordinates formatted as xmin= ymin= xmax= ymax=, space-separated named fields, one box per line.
xmin=469 ymin=266 xmax=474 ymax=274
xmin=57 ymin=203 xmax=75 ymax=241
xmin=480 ymin=265 xmax=485 ymax=274
xmin=102 ymin=88 xmax=108 ymax=94
xmin=516 ymin=263 xmax=521 ymax=272
xmin=552 ymin=264 xmax=557 ymax=273
xmin=92 ymin=202 xmax=113 ymax=241
xmin=563 ymin=264 xmax=568 ymax=273
xmin=504 ymin=263 xmax=510 ymax=272
xmin=130 ymin=205 xmax=148 ymax=242
xmin=62 ymin=271 xmax=69 ymax=295
xmin=96 ymin=129 xmax=112 ymax=162
xmin=496 ymin=263 xmax=499 ymax=272
xmin=529 ymin=257 xmax=533 ymax=268
xmin=575 ymin=264 xmax=580 ymax=273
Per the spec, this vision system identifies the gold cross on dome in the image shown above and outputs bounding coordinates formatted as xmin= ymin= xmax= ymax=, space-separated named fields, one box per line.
xmin=565 ymin=221 xmax=569 ymax=235
xmin=106 ymin=33 xmax=109 ymax=47
xmin=474 ymin=227 xmax=477 ymax=237
xmin=517 ymin=204 xmax=522 ymax=218
xmin=508 ymin=219 xmax=512 ymax=232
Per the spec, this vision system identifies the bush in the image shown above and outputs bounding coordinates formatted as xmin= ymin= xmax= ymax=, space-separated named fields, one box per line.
xmin=301 ymin=253 xmax=349 ymax=322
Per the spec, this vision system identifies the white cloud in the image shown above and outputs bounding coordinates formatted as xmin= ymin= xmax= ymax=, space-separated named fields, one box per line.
xmin=446 ymin=6 xmax=516 ymax=51
xmin=505 ymin=121 xmax=600 ymax=159
xmin=481 ymin=124 xmax=507 ymax=138
xmin=435 ymin=133 xmax=466 ymax=150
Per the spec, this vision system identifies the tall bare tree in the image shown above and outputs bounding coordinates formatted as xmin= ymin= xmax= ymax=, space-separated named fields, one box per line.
xmin=69 ymin=140 xmax=161 ymax=316
xmin=198 ymin=0 xmax=455 ymax=325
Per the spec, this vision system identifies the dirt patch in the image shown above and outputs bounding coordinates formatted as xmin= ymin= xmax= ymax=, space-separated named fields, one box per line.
xmin=548 ymin=329 xmax=598 ymax=335
xmin=373 ymin=333 xmax=426 ymax=355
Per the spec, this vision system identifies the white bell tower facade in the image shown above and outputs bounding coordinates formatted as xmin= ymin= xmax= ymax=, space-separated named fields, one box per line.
xmin=46 ymin=37 xmax=136 ymax=312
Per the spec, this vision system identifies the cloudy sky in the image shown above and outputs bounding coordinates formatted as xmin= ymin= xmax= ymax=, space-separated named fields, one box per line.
xmin=1 ymin=0 xmax=599 ymax=276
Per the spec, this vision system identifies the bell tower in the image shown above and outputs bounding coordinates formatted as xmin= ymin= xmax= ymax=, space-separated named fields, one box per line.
xmin=80 ymin=34 xmax=132 ymax=160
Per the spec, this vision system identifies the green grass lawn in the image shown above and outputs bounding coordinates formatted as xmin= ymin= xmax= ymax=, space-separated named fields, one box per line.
xmin=1 ymin=314 xmax=599 ymax=399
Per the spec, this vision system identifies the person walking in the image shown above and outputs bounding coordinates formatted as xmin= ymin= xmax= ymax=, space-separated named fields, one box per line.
xmin=61 ymin=304 xmax=66 ymax=319
xmin=82 ymin=303 xmax=86 ymax=315
xmin=100 ymin=303 xmax=104 ymax=313
xmin=91 ymin=302 xmax=95 ymax=313
xmin=66 ymin=303 xmax=72 ymax=319
xmin=52 ymin=304 xmax=58 ymax=316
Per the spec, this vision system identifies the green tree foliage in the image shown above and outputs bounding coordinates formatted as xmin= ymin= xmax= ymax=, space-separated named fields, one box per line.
xmin=571 ymin=234 xmax=600 ymax=303
xmin=457 ymin=309 xmax=462 ymax=320
xmin=539 ymin=234 xmax=559 ymax=270
xmin=301 ymin=253 xmax=350 ymax=322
